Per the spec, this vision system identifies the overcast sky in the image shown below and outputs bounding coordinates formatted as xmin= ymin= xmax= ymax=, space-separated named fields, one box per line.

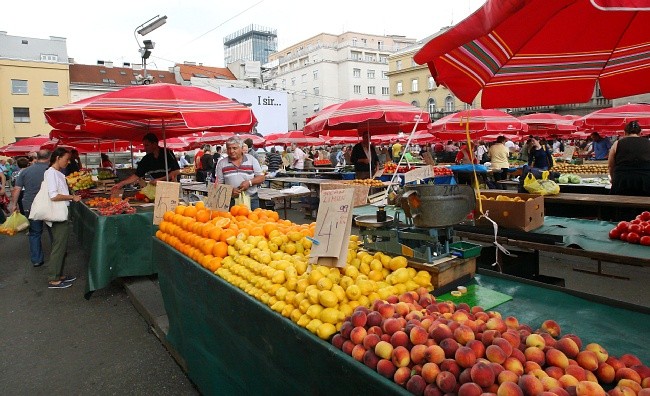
xmin=2 ymin=0 xmax=484 ymax=70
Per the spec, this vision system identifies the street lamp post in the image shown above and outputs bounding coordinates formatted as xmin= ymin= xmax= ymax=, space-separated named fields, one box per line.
xmin=134 ymin=15 xmax=167 ymax=84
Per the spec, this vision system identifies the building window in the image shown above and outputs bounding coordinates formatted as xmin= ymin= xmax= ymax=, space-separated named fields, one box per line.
xmin=313 ymin=70 xmax=318 ymax=80
xmin=428 ymin=76 xmax=435 ymax=90
xmin=302 ymin=105 xmax=308 ymax=115
xmin=351 ymin=51 xmax=362 ymax=60
xmin=13 ymin=107 xmax=30 ymax=123
xmin=302 ymin=58 xmax=309 ymax=66
xmin=40 ymin=54 xmax=58 ymax=62
xmin=43 ymin=81 xmax=59 ymax=96
xmin=378 ymin=41 xmax=383 ymax=50
xmin=291 ymin=77 xmax=296 ymax=86
xmin=353 ymin=85 xmax=361 ymax=94
xmin=353 ymin=68 xmax=361 ymax=78
xmin=427 ymin=99 xmax=436 ymax=116
xmin=352 ymin=38 xmax=358 ymax=46
xmin=368 ymin=86 xmax=376 ymax=95
xmin=367 ymin=69 xmax=375 ymax=79
xmin=313 ymin=87 xmax=319 ymax=96
xmin=382 ymin=87 xmax=389 ymax=95
xmin=411 ymin=101 xmax=420 ymax=108
xmin=292 ymin=107 xmax=297 ymax=116
xmin=382 ymin=71 xmax=388 ymax=79
xmin=411 ymin=59 xmax=417 ymax=67
xmin=396 ymin=60 xmax=402 ymax=71
xmin=313 ymin=104 xmax=320 ymax=112
xmin=396 ymin=82 xmax=403 ymax=94
xmin=11 ymin=80 xmax=28 ymax=94
xmin=445 ymin=96 xmax=455 ymax=112
xmin=411 ymin=79 xmax=419 ymax=92
xmin=301 ymin=74 xmax=307 ymax=83
xmin=379 ymin=56 xmax=387 ymax=63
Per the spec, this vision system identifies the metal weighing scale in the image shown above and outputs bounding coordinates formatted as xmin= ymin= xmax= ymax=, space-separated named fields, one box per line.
xmin=355 ymin=184 xmax=476 ymax=263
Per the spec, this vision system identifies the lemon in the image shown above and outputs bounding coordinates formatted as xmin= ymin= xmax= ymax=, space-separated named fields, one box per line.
xmin=281 ymin=304 xmax=294 ymax=318
xmin=306 ymin=318 xmax=323 ymax=334
xmin=316 ymin=266 xmax=330 ymax=276
xmin=349 ymin=235 xmax=359 ymax=242
xmin=338 ymin=303 xmax=353 ymax=318
xmin=297 ymin=314 xmax=311 ymax=327
xmin=306 ymin=304 xmax=324 ymax=319
xmin=296 ymin=278 xmax=310 ymax=293
xmin=356 ymin=279 xmax=374 ymax=295
xmin=331 ymin=285 xmax=347 ymax=302
xmin=316 ymin=323 xmax=337 ymax=340
xmin=306 ymin=288 xmax=320 ymax=305
xmin=290 ymin=308 xmax=303 ymax=323
xmin=288 ymin=231 xmax=303 ymax=242
xmin=358 ymin=295 xmax=370 ymax=308
xmin=380 ymin=253 xmax=391 ymax=268
xmin=370 ymin=259 xmax=383 ymax=272
xmin=301 ymin=238 xmax=312 ymax=250
xmin=359 ymin=262 xmax=371 ymax=275
xmin=346 ymin=284 xmax=362 ymax=300
xmin=391 ymin=267 xmax=410 ymax=284
xmin=368 ymin=270 xmax=384 ymax=282
xmin=268 ymin=284 xmax=281 ymax=295
xmin=361 ymin=254 xmax=374 ymax=265
xmin=298 ymin=299 xmax=311 ymax=314
xmin=308 ymin=269 xmax=324 ymax=285
xmin=339 ymin=276 xmax=354 ymax=290
xmin=319 ymin=307 xmax=343 ymax=324
xmin=351 ymin=258 xmax=361 ymax=269
xmin=293 ymin=292 xmax=305 ymax=305
xmin=271 ymin=300 xmax=286 ymax=312
xmin=284 ymin=266 xmax=298 ymax=278
xmin=275 ymin=287 xmax=288 ymax=301
xmin=318 ymin=290 xmax=338 ymax=308
xmin=317 ymin=277 xmax=333 ymax=291
xmin=284 ymin=291 xmax=296 ymax=305
xmin=285 ymin=277 xmax=298 ymax=292
xmin=271 ymin=270 xmax=286 ymax=284
xmin=294 ymin=260 xmax=308 ymax=276
xmin=388 ymin=256 xmax=408 ymax=271
xmin=344 ymin=265 xmax=359 ymax=279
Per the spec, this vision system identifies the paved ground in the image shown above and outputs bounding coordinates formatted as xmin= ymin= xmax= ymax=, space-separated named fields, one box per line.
xmin=0 ymin=226 xmax=198 ymax=395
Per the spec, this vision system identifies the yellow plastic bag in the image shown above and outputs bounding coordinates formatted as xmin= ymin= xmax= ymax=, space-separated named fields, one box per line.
xmin=234 ymin=191 xmax=251 ymax=209
xmin=0 ymin=212 xmax=30 ymax=236
xmin=523 ymin=171 xmax=560 ymax=195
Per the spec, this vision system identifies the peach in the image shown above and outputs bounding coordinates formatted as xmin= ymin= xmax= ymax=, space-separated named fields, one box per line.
xmin=378 ymin=302 xmax=396 ymax=319
xmin=420 ymin=316 xmax=434 ymax=331
xmin=376 ymin=358 xmax=397 ymax=379
xmin=394 ymin=301 xmax=410 ymax=317
xmin=411 ymin=344 xmax=428 ymax=365
xmin=617 ymin=379 xmax=642 ymax=394
xmin=608 ymin=385 xmax=638 ymax=396
xmin=459 ymin=368 xmax=473 ymax=385
xmin=524 ymin=361 xmax=542 ymax=374
xmin=518 ymin=374 xmax=544 ymax=396
xmin=411 ymin=325 xmax=429 ymax=346
xmin=374 ymin=340 xmax=394 ymax=360
xmin=392 ymin=345 xmax=411 ymax=368
xmin=525 ymin=347 xmax=546 ymax=366
xmin=362 ymin=333 xmax=381 ymax=350
xmin=394 ymin=366 xmax=412 ymax=386
xmin=502 ymin=330 xmax=521 ymax=350
xmin=504 ymin=356 xmax=525 ymax=376
xmin=467 ymin=339 xmax=486 ymax=359
xmin=440 ymin=358 xmax=461 ymax=378
xmin=540 ymin=320 xmax=561 ymax=338
xmin=390 ymin=330 xmax=409 ymax=348
xmin=556 ymin=337 xmax=580 ymax=359
xmin=340 ymin=321 xmax=354 ymax=339
xmin=350 ymin=326 xmax=367 ymax=345
xmin=559 ymin=374 xmax=580 ymax=388
xmin=487 ymin=317 xmax=507 ymax=333
xmin=452 ymin=310 xmax=470 ymax=324
xmin=526 ymin=334 xmax=546 ymax=349
xmin=407 ymin=375 xmax=427 ymax=395
xmin=380 ymin=333 xmax=391 ymax=343
xmin=586 ymin=370 xmax=598 ymax=383
xmin=607 ymin=357 xmax=626 ymax=373
xmin=332 ymin=333 xmax=344 ymax=350
xmin=399 ymin=292 xmax=416 ymax=304
xmin=454 ymin=324 xmax=476 ymax=345
xmin=423 ymin=384 xmax=443 ymax=396
xmin=615 ymin=367 xmax=642 ymax=384
xmin=493 ymin=337 xmax=514 ymax=357
xmin=546 ymin=348 xmax=570 ymax=369
xmin=511 ymin=348 xmax=526 ymax=365
xmin=424 ymin=344 xmax=446 ymax=365
xmin=595 ymin=362 xmax=615 ymax=384
xmin=366 ymin=310 xmax=383 ymax=327
xmin=481 ymin=330 xmax=501 ymax=347
xmin=486 ymin=345 xmax=508 ymax=364
xmin=498 ymin=370 xmax=520 ymax=384
xmin=550 ymin=387 xmax=570 ymax=396
xmin=382 ymin=317 xmax=402 ymax=335
xmin=584 ymin=343 xmax=608 ymax=363
xmin=619 ymin=354 xmax=642 ymax=368
xmin=566 ymin=365 xmax=588 ymax=381
xmin=419 ymin=294 xmax=435 ymax=308
xmin=421 ymin=362 xmax=441 ymax=384
xmin=363 ymin=349 xmax=380 ymax=370
xmin=563 ymin=334 xmax=583 ymax=350
xmin=643 ymin=376 xmax=650 ymax=388
xmin=545 ymin=366 xmax=565 ymax=380
xmin=576 ymin=350 xmax=599 ymax=371
xmin=439 ymin=337 xmax=460 ymax=358
xmin=429 ymin=323 xmax=454 ymax=343
xmin=350 ymin=310 xmax=367 ymax=328
xmin=455 ymin=346 xmax=478 ymax=368
xmin=458 ymin=382 xmax=483 ymax=396
xmin=529 ymin=368 xmax=548 ymax=380
xmin=540 ymin=376 xmax=561 ymax=391
xmin=490 ymin=362 xmax=505 ymax=377
xmin=437 ymin=302 xmax=453 ymax=314
xmin=351 ymin=344 xmax=366 ymax=362
xmin=505 ymin=316 xmax=520 ymax=329
xmin=540 ymin=333 xmax=557 ymax=349
xmin=436 ymin=370 xmax=457 ymax=394
xmin=475 ymin=311 xmax=490 ymax=323
xmin=638 ymin=389 xmax=650 ymax=396
xmin=497 ymin=381 xmax=524 ymax=396
xmin=575 ymin=380 xmax=606 ymax=396
xmin=342 ymin=340 xmax=355 ymax=355
xmin=471 ymin=361 xmax=496 ymax=388
xmin=631 ymin=364 xmax=650 ymax=380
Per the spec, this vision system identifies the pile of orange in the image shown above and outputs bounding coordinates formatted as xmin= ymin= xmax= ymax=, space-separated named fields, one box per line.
xmin=156 ymin=202 xmax=316 ymax=273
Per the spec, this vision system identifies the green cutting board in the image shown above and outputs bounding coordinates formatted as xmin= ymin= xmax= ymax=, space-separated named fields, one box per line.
xmin=437 ymin=284 xmax=513 ymax=311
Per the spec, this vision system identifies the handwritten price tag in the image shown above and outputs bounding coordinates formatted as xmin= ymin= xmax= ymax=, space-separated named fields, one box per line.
xmin=206 ymin=184 xmax=233 ymax=212
xmin=153 ymin=181 xmax=180 ymax=225
xmin=405 ymin=165 xmax=433 ymax=183
xmin=309 ymin=188 xmax=354 ymax=267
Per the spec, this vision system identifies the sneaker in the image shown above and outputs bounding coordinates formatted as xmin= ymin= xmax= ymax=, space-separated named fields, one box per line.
xmin=48 ymin=281 xmax=72 ymax=289
xmin=60 ymin=275 xmax=76 ymax=283
xmin=33 ymin=262 xmax=44 ymax=267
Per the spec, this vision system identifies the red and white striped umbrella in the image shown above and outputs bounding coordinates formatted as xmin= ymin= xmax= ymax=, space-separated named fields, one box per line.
xmin=429 ymin=109 xmax=528 ymax=140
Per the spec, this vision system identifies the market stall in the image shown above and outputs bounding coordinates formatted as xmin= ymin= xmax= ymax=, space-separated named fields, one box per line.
xmin=70 ymin=201 xmax=156 ymax=298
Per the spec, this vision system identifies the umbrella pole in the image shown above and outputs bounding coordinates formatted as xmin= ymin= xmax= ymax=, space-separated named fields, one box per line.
xmin=385 ymin=114 xmax=424 ymax=201
xmin=130 ymin=142 xmax=135 ymax=168
xmin=163 ymin=119 xmax=169 ymax=182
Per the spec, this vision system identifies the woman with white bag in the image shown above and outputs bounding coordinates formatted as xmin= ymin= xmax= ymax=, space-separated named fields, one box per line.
xmin=44 ymin=148 xmax=81 ymax=289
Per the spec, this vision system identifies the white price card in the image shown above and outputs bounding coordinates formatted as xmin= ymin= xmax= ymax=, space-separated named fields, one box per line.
xmin=153 ymin=181 xmax=180 ymax=225
xmin=405 ymin=165 xmax=434 ymax=183
xmin=206 ymin=183 xmax=233 ymax=212
xmin=308 ymin=188 xmax=354 ymax=268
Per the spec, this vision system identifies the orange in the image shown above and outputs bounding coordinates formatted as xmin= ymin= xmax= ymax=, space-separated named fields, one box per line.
xmin=238 ymin=206 xmax=250 ymax=217
xmin=201 ymin=223 xmax=215 ymax=238
xmin=250 ymin=227 xmax=264 ymax=237
xmin=155 ymin=230 xmax=164 ymax=240
xmin=213 ymin=241 xmax=228 ymax=258
xmin=195 ymin=209 xmax=211 ymax=223
xmin=208 ymin=227 xmax=222 ymax=241
xmin=207 ymin=257 xmax=222 ymax=272
xmin=184 ymin=205 xmax=197 ymax=219
xmin=200 ymin=239 xmax=216 ymax=255
xmin=230 ymin=206 xmax=240 ymax=217
xmin=195 ymin=201 xmax=205 ymax=211
xmin=248 ymin=212 xmax=259 ymax=222
xmin=212 ymin=217 xmax=231 ymax=228
xmin=175 ymin=205 xmax=186 ymax=216
xmin=262 ymin=223 xmax=277 ymax=237
xmin=220 ymin=229 xmax=235 ymax=243
xmin=163 ymin=211 xmax=174 ymax=222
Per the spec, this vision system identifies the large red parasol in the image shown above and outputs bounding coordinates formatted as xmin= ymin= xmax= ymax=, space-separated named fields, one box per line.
xmin=0 ymin=135 xmax=71 ymax=157
xmin=45 ymin=84 xmax=257 ymax=140
xmin=268 ymin=131 xmax=325 ymax=146
xmin=50 ymin=130 xmax=134 ymax=152
xmin=575 ymin=103 xmax=650 ymax=132
xmin=188 ymin=132 xmax=265 ymax=149
xmin=413 ymin=0 xmax=650 ymax=108
xmin=519 ymin=113 xmax=578 ymax=136
xmin=429 ymin=109 xmax=528 ymax=140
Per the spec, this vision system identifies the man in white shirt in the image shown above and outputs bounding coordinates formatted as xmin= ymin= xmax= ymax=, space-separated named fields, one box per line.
xmin=292 ymin=144 xmax=306 ymax=170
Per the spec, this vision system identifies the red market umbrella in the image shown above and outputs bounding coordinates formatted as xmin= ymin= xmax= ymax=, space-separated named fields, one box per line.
xmin=481 ymin=133 xmax=523 ymax=142
xmin=50 ymin=130 xmax=134 ymax=152
xmin=268 ymin=131 xmax=325 ymax=146
xmin=45 ymin=83 xmax=257 ymax=140
xmin=323 ymin=135 xmax=360 ymax=145
xmin=575 ymin=103 xmax=650 ymax=132
xmin=0 ymin=135 xmax=65 ymax=157
xmin=519 ymin=113 xmax=578 ymax=135
xmin=429 ymin=109 xmax=528 ymax=140
xmin=189 ymin=132 xmax=265 ymax=149
xmin=413 ymin=0 xmax=650 ymax=108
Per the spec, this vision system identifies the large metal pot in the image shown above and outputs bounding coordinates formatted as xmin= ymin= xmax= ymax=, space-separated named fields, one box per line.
xmin=400 ymin=184 xmax=476 ymax=228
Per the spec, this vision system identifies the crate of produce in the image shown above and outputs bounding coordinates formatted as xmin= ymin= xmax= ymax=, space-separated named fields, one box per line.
xmin=319 ymin=181 xmax=370 ymax=207
xmin=449 ymin=241 xmax=483 ymax=258
xmin=408 ymin=257 xmax=477 ymax=289
xmin=476 ymin=191 xmax=544 ymax=231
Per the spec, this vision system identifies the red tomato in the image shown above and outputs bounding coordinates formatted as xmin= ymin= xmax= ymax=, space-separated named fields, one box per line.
xmin=631 ymin=219 xmax=642 ymax=225
xmin=627 ymin=232 xmax=641 ymax=244
xmin=628 ymin=224 xmax=642 ymax=234
xmin=643 ymin=225 xmax=650 ymax=236
xmin=640 ymin=211 xmax=650 ymax=221
xmin=620 ymin=233 xmax=628 ymax=242
xmin=617 ymin=221 xmax=630 ymax=232
xmin=609 ymin=228 xmax=621 ymax=239
xmin=640 ymin=236 xmax=650 ymax=246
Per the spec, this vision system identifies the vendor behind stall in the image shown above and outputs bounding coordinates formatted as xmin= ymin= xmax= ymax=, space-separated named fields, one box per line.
xmin=111 ymin=133 xmax=180 ymax=191
xmin=351 ymin=132 xmax=379 ymax=180
xmin=608 ymin=120 xmax=650 ymax=197
xmin=214 ymin=136 xmax=265 ymax=210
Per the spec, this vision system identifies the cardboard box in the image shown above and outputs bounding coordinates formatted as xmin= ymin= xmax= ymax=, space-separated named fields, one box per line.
xmin=320 ymin=182 xmax=370 ymax=207
xmin=476 ymin=191 xmax=544 ymax=231
xmin=408 ymin=257 xmax=476 ymax=289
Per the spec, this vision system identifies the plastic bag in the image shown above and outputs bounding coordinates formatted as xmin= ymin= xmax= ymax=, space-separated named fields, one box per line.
xmin=523 ymin=171 xmax=560 ymax=195
xmin=0 ymin=212 xmax=30 ymax=236
xmin=234 ymin=191 xmax=251 ymax=209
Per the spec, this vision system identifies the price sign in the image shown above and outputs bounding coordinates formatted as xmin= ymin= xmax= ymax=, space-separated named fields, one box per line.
xmin=308 ymin=188 xmax=354 ymax=268
xmin=206 ymin=183 xmax=233 ymax=212
xmin=405 ymin=165 xmax=433 ymax=183
xmin=153 ymin=181 xmax=180 ymax=225
xmin=422 ymin=151 xmax=436 ymax=166
xmin=560 ymin=146 xmax=576 ymax=161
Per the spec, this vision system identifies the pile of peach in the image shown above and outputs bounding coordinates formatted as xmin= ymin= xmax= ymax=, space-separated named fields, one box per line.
xmin=331 ymin=289 xmax=649 ymax=396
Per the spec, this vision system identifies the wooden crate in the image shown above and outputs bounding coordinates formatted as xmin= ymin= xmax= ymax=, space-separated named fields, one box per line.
xmin=408 ymin=257 xmax=476 ymax=289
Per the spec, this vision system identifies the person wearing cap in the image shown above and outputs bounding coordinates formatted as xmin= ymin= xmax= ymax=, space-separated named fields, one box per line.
xmin=214 ymin=136 xmax=265 ymax=210
xmin=608 ymin=120 xmax=650 ymax=197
